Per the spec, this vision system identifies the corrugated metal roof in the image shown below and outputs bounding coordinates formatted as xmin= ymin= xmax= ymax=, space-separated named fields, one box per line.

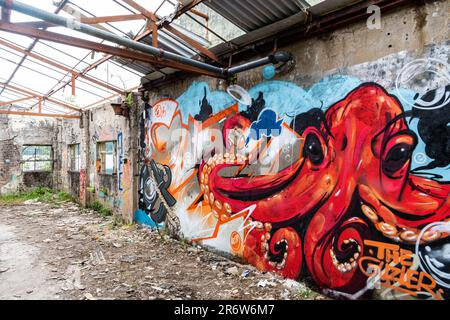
xmin=203 ymin=0 xmax=311 ymax=31
xmin=118 ymin=0 xmax=360 ymax=86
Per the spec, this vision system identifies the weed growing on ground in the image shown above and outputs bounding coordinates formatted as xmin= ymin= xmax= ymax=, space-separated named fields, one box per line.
xmin=0 ymin=187 xmax=75 ymax=205
xmin=86 ymin=200 xmax=113 ymax=217
xmin=296 ymin=286 xmax=319 ymax=300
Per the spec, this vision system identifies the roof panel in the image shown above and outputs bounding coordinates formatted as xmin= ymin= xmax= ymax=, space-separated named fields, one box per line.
xmin=84 ymin=60 xmax=142 ymax=90
xmin=0 ymin=57 xmax=23 ymax=83
xmin=1 ymin=0 xmax=334 ymax=113
xmin=21 ymin=59 xmax=68 ymax=81
xmin=12 ymin=68 xmax=60 ymax=96
xmin=0 ymin=47 xmax=23 ymax=64
xmin=203 ymin=0 xmax=310 ymax=31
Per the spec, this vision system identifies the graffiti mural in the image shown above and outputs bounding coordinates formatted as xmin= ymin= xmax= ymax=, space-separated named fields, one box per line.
xmin=137 ymin=98 xmax=180 ymax=231
xmin=138 ymin=160 xmax=176 ymax=224
xmin=139 ymin=70 xmax=449 ymax=299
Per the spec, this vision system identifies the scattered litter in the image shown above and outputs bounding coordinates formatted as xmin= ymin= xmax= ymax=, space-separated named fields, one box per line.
xmin=241 ymin=270 xmax=251 ymax=278
xmin=282 ymin=279 xmax=305 ymax=291
xmin=0 ymin=201 xmax=326 ymax=300
xmin=84 ymin=293 xmax=97 ymax=300
xmin=281 ymin=289 xmax=290 ymax=299
xmin=24 ymin=199 xmax=41 ymax=205
xmin=119 ymin=255 xmax=136 ymax=263
xmin=151 ymin=286 xmax=164 ymax=292
xmin=257 ymin=279 xmax=277 ymax=288
xmin=225 ymin=266 xmax=239 ymax=275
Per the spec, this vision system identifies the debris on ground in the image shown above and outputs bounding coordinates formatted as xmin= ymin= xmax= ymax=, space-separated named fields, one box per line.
xmin=0 ymin=201 xmax=327 ymax=300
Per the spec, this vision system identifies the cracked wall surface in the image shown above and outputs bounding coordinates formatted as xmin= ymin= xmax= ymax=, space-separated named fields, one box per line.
xmin=137 ymin=1 xmax=450 ymax=300
xmin=0 ymin=0 xmax=448 ymax=301
xmin=0 ymin=115 xmax=57 ymax=194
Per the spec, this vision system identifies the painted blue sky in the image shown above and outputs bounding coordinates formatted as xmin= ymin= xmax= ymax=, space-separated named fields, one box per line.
xmin=174 ymin=76 xmax=448 ymax=180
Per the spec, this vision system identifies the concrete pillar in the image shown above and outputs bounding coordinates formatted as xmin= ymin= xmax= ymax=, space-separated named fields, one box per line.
xmin=79 ymin=111 xmax=90 ymax=206
xmin=123 ymin=93 xmax=140 ymax=223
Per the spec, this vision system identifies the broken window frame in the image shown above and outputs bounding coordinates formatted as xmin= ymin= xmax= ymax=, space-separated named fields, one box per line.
xmin=21 ymin=145 xmax=54 ymax=172
xmin=69 ymin=143 xmax=81 ymax=172
xmin=96 ymin=141 xmax=117 ymax=175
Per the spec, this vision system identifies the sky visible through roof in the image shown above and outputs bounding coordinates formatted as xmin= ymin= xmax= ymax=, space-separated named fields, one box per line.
xmin=0 ymin=0 xmax=179 ymax=114
xmin=0 ymin=0 xmax=326 ymax=115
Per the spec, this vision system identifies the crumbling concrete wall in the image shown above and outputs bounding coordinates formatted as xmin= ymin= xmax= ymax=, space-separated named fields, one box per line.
xmin=54 ymin=116 xmax=83 ymax=199
xmin=86 ymin=102 xmax=138 ymax=221
xmin=56 ymin=98 xmax=140 ymax=222
xmin=0 ymin=115 xmax=21 ymax=194
xmin=139 ymin=1 xmax=450 ymax=300
xmin=0 ymin=115 xmax=57 ymax=194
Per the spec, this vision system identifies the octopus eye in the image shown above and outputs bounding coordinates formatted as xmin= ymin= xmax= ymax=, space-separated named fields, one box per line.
xmin=383 ymin=143 xmax=413 ymax=175
xmin=303 ymin=133 xmax=324 ymax=165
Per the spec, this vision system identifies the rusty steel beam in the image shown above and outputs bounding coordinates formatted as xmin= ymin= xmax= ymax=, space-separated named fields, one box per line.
xmin=174 ymin=0 xmax=206 ymax=19
xmin=163 ymin=23 xmax=220 ymax=63
xmin=81 ymin=28 xmax=152 ymax=75
xmin=0 ymin=109 xmax=80 ymax=118
xmin=60 ymin=3 xmax=113 ymax=34
xmin=80 ymin=13 xmax=145 ymax=24
xmin=0 ymin=82 xmax=81 ymax=112
xmin=84 ymin=85 xmax=139 ymax=110
xmin=0 ymin=38 xmax=125 ymax=94
xmin=190 ymin=9 xmax=208 ymax=21
xmin=12 ymin=10 xmax=142 ymax=30
xmin=71 ymin=74 xmax=76 ymax=96
xmin=0 ymin=0 xmax=69 ymax=96
xmin=121 ymin=0 xmax=157 ymax=22
xmin=0 ymin=21 xmax=224 ymax=78
xmin=0 ymin=1 xmax=231 ymax=75
xmin=43 ymin=28 xmax=153 ymax=105
xmin=0 ymin=95 xmax=35 ymax=107
xmin=216 ymin=0 xmax=413 ymax=61
xmin=152 ymin=20 xmax=158 ymax=47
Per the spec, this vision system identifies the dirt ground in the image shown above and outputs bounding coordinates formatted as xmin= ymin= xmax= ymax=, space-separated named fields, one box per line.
xmin=0 ymin=200 xmax=327 ymax=300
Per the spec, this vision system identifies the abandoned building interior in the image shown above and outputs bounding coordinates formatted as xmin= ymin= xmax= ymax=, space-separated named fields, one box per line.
xmin=0 ymin=0 xmax=449 ymax=301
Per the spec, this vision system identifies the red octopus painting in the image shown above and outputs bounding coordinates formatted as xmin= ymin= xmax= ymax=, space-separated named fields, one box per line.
xmin=199 ymin=83 xmax=449 ymax=296
xmin=141 ymin=80 xmax=449 ymax=299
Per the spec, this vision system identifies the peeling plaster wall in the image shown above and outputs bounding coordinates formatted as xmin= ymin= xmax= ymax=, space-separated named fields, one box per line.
xmin=87 ymin=103 xmax=137 ymax=221
xmin=0 ymin=0 xmax=447 ymax=301
xmin=139 ymin=1 xmax=450 ymax=300
xmin=56 ymin=98 xmax=140 ymax=223
xmin=55 ymin=116 xmax=83 ymax=199
xmin=0 ymin=115 xmax=57 ymax=194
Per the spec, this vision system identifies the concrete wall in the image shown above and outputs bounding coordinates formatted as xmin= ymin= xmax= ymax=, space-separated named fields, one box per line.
xmin=0 ymin=0 xmax=448 ymax=301
xmin=56 ymin=100 xmax=139 ymax=222
xmin=0 ymin=100 xmax=140 ymax=225
xmin=0 ymin=115 xmax=57 ymax=194
xmin=139 ymin=1 xmax=450 ymax=300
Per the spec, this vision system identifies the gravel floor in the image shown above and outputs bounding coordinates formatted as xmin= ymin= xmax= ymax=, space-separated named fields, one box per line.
xmin=0 ymin=200 xmax=326 ymax=300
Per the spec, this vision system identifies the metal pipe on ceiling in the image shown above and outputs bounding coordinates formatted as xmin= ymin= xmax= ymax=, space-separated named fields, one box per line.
xmin=0 ymin=0 xmax=292 ymax=78
xmin=227 ymin=51 xmax=292 ymax=76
